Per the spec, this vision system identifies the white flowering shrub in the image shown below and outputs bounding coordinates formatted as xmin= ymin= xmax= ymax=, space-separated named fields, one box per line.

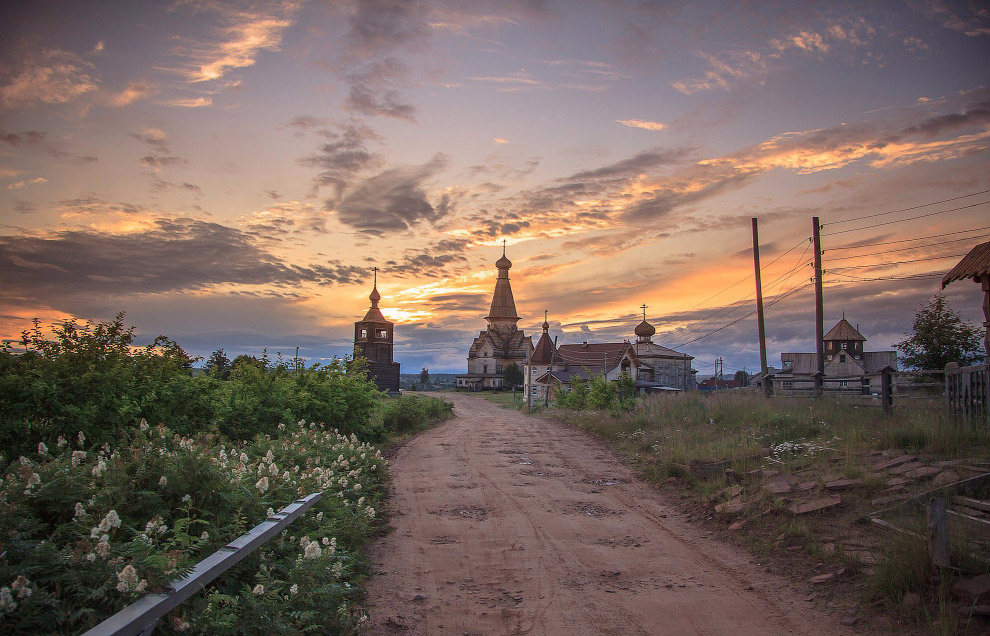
xmin=0 ymin=419 xmax=386 ymax=635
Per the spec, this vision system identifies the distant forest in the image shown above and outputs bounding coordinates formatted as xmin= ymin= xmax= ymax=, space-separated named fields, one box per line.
xmin=399 ymin=372 xmax=457 ymax=390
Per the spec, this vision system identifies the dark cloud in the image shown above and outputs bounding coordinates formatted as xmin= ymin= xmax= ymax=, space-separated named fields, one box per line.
xmin=900 ymin=101 xmax=990 ymax=138
xmin=567 ymin=148 xmax=688 ymax=181
xmin=140 ymin=154 xmax=187 ymax=169
xmin=131 ymin=128 xmax=186 ymax=172
xmin=0 ymin=218 xmax=366 ymax=309
xmin=344 ymin=57 xmax=416 ymax=120
xmin=13 ymin=201 xmax=37 ymax=214
xmin=299 ymin=123 xmax=382 ymax=197
xmin=334 ymin=153 xmax=449 ymax=234
xmin=0 ymin=128 xmax=97 ymax=162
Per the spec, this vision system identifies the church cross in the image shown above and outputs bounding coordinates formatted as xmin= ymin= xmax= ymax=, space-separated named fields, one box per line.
xmin=502 ymin=239 xmax=506 ymax=256
xmin=641 ymin=304 xmax=648 ymax=321
xmin=372 ymin=266 xmax=378 ymax=287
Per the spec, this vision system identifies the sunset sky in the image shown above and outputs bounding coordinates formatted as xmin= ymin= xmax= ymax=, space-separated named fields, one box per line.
xmin=1 ymin=0 xmax=988 ymax=375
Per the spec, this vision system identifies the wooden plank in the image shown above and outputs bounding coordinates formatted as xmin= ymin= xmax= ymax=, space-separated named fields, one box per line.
xmin=946 ymin=509 xmax=990 ymax=540
xmin=952 ymin=496 xmax=990 ymax=513
xmin=928 ymin=498 xmax=951 ymax=569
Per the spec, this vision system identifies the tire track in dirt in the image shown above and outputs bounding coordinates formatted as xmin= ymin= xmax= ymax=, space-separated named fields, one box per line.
xmin=363 ymin=393 xmax=855 ymax=635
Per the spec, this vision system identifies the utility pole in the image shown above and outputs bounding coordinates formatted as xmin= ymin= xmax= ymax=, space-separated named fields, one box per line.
xmin=752 ymin=217 xmax=770 ymax=397
xmin=812 ymin=216 xmax=825 ymax=398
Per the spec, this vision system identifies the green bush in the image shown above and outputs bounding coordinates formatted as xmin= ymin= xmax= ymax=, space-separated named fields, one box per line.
xmin=373 ymin=395 xmax=454 ymax=438
xmin=0 ymin=419 xmax=385 ymax=635
xmin=0 ymin=316 xmax=385 ymax=455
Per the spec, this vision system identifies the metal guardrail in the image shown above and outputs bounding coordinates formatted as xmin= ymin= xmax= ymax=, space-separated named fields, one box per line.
xmin=81 ymin=493 xmax=322 ymax=636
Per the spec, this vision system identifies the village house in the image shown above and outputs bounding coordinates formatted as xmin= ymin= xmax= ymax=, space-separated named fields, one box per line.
xmin=353 ymin=270 xmax=400 ymax=394
xmin=456 ymin=247 xmax=533 ymax=390
xmin=524 ymin=308 xmax=696 ymax=401
xmin=772 ymin=316 xmax=897 ymax=396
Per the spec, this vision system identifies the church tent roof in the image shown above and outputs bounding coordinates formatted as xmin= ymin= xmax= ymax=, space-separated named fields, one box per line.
xmin=823 ymin=318 xmax=865 ymax=342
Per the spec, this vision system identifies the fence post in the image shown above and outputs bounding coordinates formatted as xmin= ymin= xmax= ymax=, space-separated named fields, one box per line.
xmin=944 ymin=362 xmax=958 ymax=413
xmin=881 ymin=367 xmax=892 ymax=415
xmin=927 ymin=497 xmax=950 ymax=570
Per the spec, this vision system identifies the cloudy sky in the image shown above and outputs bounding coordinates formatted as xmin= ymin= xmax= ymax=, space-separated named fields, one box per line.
xmin=1 ymin=0 xmax=988 ymax=375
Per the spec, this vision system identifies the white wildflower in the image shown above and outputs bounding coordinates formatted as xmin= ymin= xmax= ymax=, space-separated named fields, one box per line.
xmin=10 ymin=576 xmax=31 ymax=599
xmin=37 ymin=442 xmax=48 ymax=455
xmin=240 ymin=452 xmax=248 ymax=464
xmin=277 ymin=423 xmax=285 ymax=431
xmin=289 ymin=583 xmax=298 ymax=595
xmin=0 ymin=587 xmax=16 ymax=615
xmin=159 ymin=476 xmax=167 ymax=487
xmin=303 ymin=541 xmax=321 ymax=560
xmin=26 ymin=472 xmax=40 ymax=487
xmin=315 ymin=511 xmax=324 ymax=522
xmin=71 ymin=451 xmax=85 ymax=466
xmin=85 ymin=552 xmax=96 ymax=562
xmin=92 ymin=459 xmax=107 ymax=477
xmin=255 ymin=477 xmax=269 ymax=493
xmin=366 ymin=506 xmax=376 ymax=519
xmin=74 ymin=502 xmax=86 ymax=518
xmin=77 ymin=431 xmax=85 ymax=446
xmin=200 ymin=531 xmax=209 ymax=541
xmin=139 ymin=419 xmax=148 ymax=432
xmin=181 ymin=494 xmax=191 ymax=503
xmin=115 ymin=565 xmax=139 ymax=592
xmin=266 ymin=507 xmax=275 ymax=518
xmin=331 ymin=560 xmax=343 ymax=577
xmin=268 ymin=463 xmax=278 ymax=476
xmin=321 ymin=537 xmax=330 ymax=546
xmin=252 ymin=584 xmax=265 ymax=596
xmin=57 ymin=435 xmax=67 ymax=448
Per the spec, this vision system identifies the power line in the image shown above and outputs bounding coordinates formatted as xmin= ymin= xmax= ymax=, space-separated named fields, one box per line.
xmin=827 ymin=271 xmax=948 ymax=283
xmin=822 ymin=201 xmax=989 ymax=236
xmin=823 ymin=234 xmax=990 ymax=262
xmin=657 ymin=237 xmax=808 ymax=328
xmin=826 ymin=190 xmax=990 ymax=226
xmin=827 ymin=253 xmax=967 ymax=272
xmin=825 ymin=225 xmax=990 ymax=251
xmin=668 ymin=280 xmax=810 ymax=348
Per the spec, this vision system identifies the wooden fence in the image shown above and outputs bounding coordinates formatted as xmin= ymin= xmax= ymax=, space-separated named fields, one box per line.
xmin=945 ymin=362 xmax=988 ymax=425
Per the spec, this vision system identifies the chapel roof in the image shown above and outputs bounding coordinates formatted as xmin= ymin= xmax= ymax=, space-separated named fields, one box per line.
xmin=823 ymin=318 xmax=865 ymax=342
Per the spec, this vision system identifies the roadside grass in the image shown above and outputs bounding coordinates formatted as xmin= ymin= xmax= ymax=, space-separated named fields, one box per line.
xmin=478 ymin=390 xmax=527 ymax=410
xmin=551 ymin=391 xmax=990 ymax=634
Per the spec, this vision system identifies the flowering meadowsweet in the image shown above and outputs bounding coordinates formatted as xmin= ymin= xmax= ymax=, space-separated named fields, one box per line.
xmin=200 ymin=531 xmax=209 ymax=541
xmin=71 ymin=450 xmax=85 ymax=466
xmin=37 ymin=442 xmax=48 ymax=455
xmin=240 ymin=452 xmax=248 ymax=463
xmin=96 ymin=510 xmax=121 ymax=533
xmin=0 ymin=587 xmax=16 ymax=615
xmin=289 ymin=583 xmax=298 ymax=595
xmin=182 ymin=494 xmax=191 ymax=503
xmin=96 ymin=536 xmax=111 ymax=557
xmin=303 ymin=541 xmax=321 ymax=560
xmin=252 ymin=584 xmax=265 ymax=596
xmin=74 ymin=502 xmax=86 ymax=518
xmin=92 ymin=459 xmax=107 ymax=477
xmin=316 ymin=511 xmax=324 ymax=521
xmin=159 ymin=476 xmax=168 ymax=487
xmin=255 ymin=477 xmax=269 ymax=493
xmin=116 ymin=565 xmax=139 ymax=592
xmin=56 ymin=435 xmax=67 ymax=448
xmin=77 ymin=431 xmax=86 ymax=446
xmin=266 ymin=507 xmax=275 ymax=518
xmin=11 ymin=576 xmax=31 ymax=599
xmin=139 ymin=419 xmax=148 ymax=432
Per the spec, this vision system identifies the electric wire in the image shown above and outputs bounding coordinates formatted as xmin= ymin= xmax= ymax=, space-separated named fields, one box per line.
xmin=826 ymin=253 xmax=967 ymax=272
xmin=823 ymin=234 xmax=990 ymax=262
xmin=825 ymin=226 xmax=990 ymax=251
xmin=821 ymin=201 xmax=989 ymax=236
xmin=826 ymin=190 xmax=990 ymax=226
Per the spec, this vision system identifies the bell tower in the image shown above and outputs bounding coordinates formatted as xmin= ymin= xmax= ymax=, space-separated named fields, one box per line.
xmin=354 ymin=268 xmax=400 ymax=393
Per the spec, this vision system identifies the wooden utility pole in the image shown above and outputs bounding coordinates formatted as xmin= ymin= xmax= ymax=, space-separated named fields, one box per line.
xmin=752 ymin=218 xmax=770 ymax=397
xmin=812 ymin=217 xmax=825 ymax=398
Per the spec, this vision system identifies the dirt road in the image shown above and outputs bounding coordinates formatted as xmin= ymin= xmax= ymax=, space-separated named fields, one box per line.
xmin=364 ymin=393 xmax=855 ymax=635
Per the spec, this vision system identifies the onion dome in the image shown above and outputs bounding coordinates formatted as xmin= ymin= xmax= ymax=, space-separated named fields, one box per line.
xmin=369 ymin=285 xmax=381 ymax=306
xmin=495 ymin=253 xmax=512 ymax=270
xmin=635 ymin=319 xmax=656 ymax=338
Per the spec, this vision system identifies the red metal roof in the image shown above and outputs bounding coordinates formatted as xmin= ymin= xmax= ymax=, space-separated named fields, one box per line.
xmin=942 ymin=240 xmax=990 ymax=288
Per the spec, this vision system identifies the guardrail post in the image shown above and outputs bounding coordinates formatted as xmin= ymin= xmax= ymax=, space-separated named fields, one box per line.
xmin=81 ymin=493 xmax=322 ymax=636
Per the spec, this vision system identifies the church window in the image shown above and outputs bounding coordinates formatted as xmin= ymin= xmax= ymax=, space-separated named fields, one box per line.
xmin=377 ymin=329 xmax=388 ymax=338
xmin=839 ymin=353 xmax=846 ymax=363
xmin=783 ymin=360 xmax=793 ymax=368
xmin=782 ymin=381 xmax=793 ymax=389
xmin=483 ymin=364 xmax=488 ymax=374
xmin=360 ymin=329 xmax=367 ymax=339
xmin=841 ymin=342 xmax=847 ymax=350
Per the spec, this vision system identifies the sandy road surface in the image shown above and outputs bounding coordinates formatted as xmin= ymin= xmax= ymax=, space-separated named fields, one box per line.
xmin=364 ymin=393 xmax=854 ymax=635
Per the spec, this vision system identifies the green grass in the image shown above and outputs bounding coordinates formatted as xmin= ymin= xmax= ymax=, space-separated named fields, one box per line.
xmin=554 ymin=391 xmax=990 ymax=479
xmin=478 ymin=390 xmax=527 ymax=409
